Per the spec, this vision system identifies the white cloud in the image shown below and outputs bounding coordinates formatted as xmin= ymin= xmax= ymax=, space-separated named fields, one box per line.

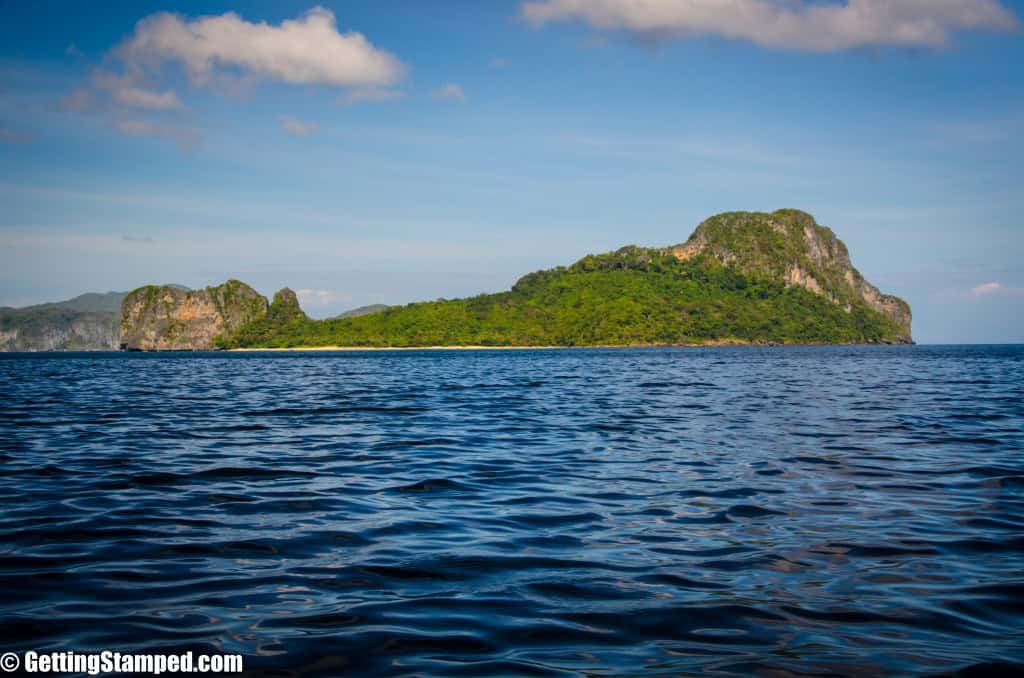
xmin=296 ymin=289 xmax=336 ymax=307
xmin=432 ymin=83 xmax=466 ymax=101
xmin=279 ymin=115 xmax=318 ymax=136
xmin=339 ymin=87 xmax=405 ymax=105
xmin=521 ymin=0 xmax=1020 ymax=52
xmin=971 ymin=281 xmax=1024 ymax=297
xmin=114 ymin=119 xmax=198 ymax=150
xmin=60 ymin=7 xmax=404 ymax=148
xmin=973 ymin=281 xmax=1002 ymax=295
xmin=114 ymin=6 xmax=404 ymax=89
xmin=111 ymin=86 xmax=186 ymax=111
xmin=64 ymin=70 xmax=187 ymax=116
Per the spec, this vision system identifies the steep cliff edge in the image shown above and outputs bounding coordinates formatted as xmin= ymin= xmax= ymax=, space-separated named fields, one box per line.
xmin=665 ymin=209 xmax=912 ymax=342
xmin=0 ymin=291 xmax=128 ymax=351
xmin=120 ymin=280 xmax=268 ymax=350
xmin=0 ymin=309 xmax=120 ymax=351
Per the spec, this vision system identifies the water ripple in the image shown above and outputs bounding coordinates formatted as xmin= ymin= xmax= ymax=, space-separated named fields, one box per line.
xmin=0 ymin=345 xmax=1022 ymax=675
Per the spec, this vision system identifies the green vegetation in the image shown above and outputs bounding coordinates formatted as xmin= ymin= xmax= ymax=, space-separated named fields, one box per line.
xmin=678 ymin=210 xmax=911 ymax=324
xmin=221 ymin=246 xmax=907 ymax=348
xmin=231 ymin=288 xmax=307 ymax=345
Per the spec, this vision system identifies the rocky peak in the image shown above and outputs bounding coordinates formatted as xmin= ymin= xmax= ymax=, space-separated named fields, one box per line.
xmin=120 ymin=280 xmax=268 ymax=350
xmin=267 ymin=288 xmax=307 ymax=323
xmin=665 ymin=209 xmax=912 ymax=343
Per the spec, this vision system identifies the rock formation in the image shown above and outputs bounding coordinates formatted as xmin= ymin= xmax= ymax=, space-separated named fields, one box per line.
xmin=665 ymin=209 xmax=912 ymax=342
xmin=0 ymin=292 xmax=127 ymax=351
xmin=266 ymin=288 xmax=308 ymax=324
xmin=120 ymin=280 xmax=268 ymax=350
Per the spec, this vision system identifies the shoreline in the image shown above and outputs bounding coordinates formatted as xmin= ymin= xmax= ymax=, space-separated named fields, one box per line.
xmin=230 ymin=345 xmax=566 ymax=352
xmin=228 ymin=340 xmax=913 ymax=352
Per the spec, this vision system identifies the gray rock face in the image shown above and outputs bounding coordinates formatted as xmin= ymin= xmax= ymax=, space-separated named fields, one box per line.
xmin=120 ymin=280 xmax=268 ymax=350
xmin=0 ymin=309 xmax=121 ymax=351
xmin=0 ymin=292 xmax=130 ymax=351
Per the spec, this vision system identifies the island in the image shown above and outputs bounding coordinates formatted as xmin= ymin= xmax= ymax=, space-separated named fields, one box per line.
xmin=113 ymin=210 xmax=912 ymax=351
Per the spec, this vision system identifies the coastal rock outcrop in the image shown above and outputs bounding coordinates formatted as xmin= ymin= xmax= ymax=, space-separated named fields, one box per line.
xmin=0 ymin=292 xmax=127 ymax=351
xmin=665 ymin=209 xmax=912 ymax=342
xmin=0 ymin=311 xmax=120 ymax=351
xmin=267 ymin=288 xmax=308 ymax=324
xmin=120 ymin=280 xmax=268 ymax=350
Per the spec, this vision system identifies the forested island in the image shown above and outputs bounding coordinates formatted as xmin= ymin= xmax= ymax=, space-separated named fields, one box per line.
xmin=115 ymin=210 xmax=912 ymax=350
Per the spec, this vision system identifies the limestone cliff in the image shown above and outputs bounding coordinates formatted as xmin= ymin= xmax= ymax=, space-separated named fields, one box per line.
xmin=665 ymin=209 xmax=912 ymax=343
xmin=0 ymin=309 xmax=120 ymax=351
xmin=0 ymin=292 xmax=127 ymax=351
xmin=120 ymin=280 xmax=268 ymax=350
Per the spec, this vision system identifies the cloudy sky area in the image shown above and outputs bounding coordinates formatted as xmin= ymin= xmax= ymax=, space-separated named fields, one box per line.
xmin=1 ymin=0 xmax=1022 ymax=343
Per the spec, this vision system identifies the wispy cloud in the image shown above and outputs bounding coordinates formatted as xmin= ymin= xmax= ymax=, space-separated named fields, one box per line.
xmin=114 ymin=119 xmax=198 ymax=150
xmin=109 ymin=86 xmax=186 ymax=112
xmin=121 ymin=234 xmax=154 ymax=244
xmin=339 ymin=87 xmax=405 ymax=105
xmin=58 ymin=88 xmax=98 ymax=113
xmin=57 ymin=6 xmax=406 ymax=147
xmin=522 ymin=0 xmax=1020 ymax=52
xmin=971 ymin=281 xmax=1024 ymax=297
xmin=296 ymin=289 xmax=336 ymax=307
xmin=432 ymin=83 xmax=466 ymax=102
xmin=279 ymin=115 xmax=318 ymax=136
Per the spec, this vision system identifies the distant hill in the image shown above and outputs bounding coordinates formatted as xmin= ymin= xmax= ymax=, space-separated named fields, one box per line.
xmin=214 ymin=209 xmax=912 ymax=349
xmin=20 ymin=291 xmax=128 ymax=314
xmin=334 ymin=304 xmax=390 ymax=319
xmin=0 ymin=285 xmax=188 ymax=351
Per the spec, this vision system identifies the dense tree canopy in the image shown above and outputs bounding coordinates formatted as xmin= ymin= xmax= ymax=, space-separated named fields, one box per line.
xmin=220 ymin=248 xmax=907 ymax=348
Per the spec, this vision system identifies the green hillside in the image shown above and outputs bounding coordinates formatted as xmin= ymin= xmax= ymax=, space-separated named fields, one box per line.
xmin=222 ymin=245 xmax=907 ymax=348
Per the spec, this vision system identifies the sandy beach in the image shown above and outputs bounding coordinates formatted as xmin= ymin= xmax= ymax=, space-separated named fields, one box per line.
xmin=229 ymin=345 xmax=566 ymax=352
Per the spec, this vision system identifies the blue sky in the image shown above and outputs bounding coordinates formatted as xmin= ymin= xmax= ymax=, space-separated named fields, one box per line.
xmin=1 ymin=0 xmax=1022 ymax=343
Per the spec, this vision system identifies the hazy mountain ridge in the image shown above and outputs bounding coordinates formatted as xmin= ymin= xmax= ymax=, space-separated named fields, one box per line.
xmin=334 ymin=304 xmax=391 ymax=319
xmin=0 ymin=291 xmax=128 ymax=351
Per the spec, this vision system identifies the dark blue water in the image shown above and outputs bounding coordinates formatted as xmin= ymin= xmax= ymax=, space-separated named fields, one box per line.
xmin=1 ymin=346 xmax=1022 ymax=676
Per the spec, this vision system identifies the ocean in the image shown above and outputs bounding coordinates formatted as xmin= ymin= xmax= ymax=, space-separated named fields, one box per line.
xmin=1 ymin=346 xmax=1022 ymax=676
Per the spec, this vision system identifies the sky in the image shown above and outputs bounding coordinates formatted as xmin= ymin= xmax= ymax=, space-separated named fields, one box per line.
xmin=1 ymin=0 xmax=1022 ymax=343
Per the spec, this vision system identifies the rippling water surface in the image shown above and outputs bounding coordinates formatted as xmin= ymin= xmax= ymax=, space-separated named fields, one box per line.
xmin=1 ymin=346 xmax=1022 ymax=676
